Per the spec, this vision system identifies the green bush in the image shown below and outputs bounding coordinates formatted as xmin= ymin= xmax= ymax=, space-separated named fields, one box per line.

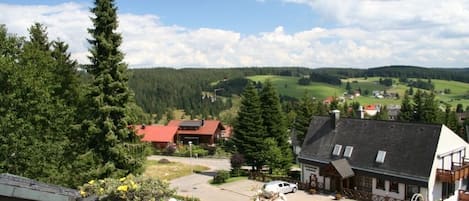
xmin=212 ymin=170 xmax=230 ymax=184
xmin=174 ymin=145 xmax=208 ymax=157
xmin=79 ymin=174 xmax=177 ymax=201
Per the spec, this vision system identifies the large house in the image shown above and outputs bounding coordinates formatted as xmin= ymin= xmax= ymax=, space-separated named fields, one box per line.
xmin=168 ymin=120 xmax=225 ymax=145
xmin=299 ymin=111 xmax=469 ymax=201
xmin=135 ymin=125 xmax=179 ymax=148
xmin=135 ymin=120 xmax=226 ymax=146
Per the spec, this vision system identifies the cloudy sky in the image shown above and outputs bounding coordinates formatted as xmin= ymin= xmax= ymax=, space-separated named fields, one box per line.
xmin=1 ymin=0 xmax=469 ymax=68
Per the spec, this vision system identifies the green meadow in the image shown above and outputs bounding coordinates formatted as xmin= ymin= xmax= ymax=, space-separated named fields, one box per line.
xmin=248 ymin=75 xmax=469 ymax=108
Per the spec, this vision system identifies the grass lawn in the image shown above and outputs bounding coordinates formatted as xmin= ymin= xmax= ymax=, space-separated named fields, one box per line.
xmin=143 ymin=160 xmax=209 ymax=181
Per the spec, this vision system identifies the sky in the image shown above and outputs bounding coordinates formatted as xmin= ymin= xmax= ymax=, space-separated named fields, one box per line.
xmin=0 ymin=0 xmax=469 ymax=68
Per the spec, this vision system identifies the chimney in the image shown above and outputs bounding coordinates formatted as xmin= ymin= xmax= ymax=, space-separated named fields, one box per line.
xmin=201 ymin=119 xmax=205 ymax=126
xmin=358 ymin=106 xmax=364 ymax=119
xmin=141 ymin=124 xmax=146 ymax=129
xmin=331 ymin=110 xmax=340 ymax=129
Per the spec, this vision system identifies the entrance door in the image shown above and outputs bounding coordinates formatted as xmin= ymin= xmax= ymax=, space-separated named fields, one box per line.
xmin=330 ymin=177 xmax=341 ymax=192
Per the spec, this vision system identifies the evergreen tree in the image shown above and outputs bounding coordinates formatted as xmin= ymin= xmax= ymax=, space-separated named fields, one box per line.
xmin=398 ymin=93 xmax=414 ymax=122
xmin=232 ymin=82 xmax=266 ymax=170
xmin=421 ymin=92 xmax=439 ymax=123
xmin=345 ymin=81 xmax=352 ymax=93
xmin=294 ymin=92 xmax=314 ymax=146
xmin=374 ymin=105 xmax=389 ymax=120
xmin=51 ymin=40 xmax=80 ymax=103
xmin=0 ymin=24 xmax=72 ymax=185
xmin=413 ymin=90 xmax=424 ymax=122
xmin=76 ymin=0 xmax=147 ymax=183
xmin=259 ymin=80 xmax=292 ymax=172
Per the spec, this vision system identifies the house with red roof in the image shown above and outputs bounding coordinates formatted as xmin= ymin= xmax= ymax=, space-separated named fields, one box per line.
xmin=168 ymin=120 xmax=225 ymax=145
xmin=135 ymin=125 xmax=178 ymax=148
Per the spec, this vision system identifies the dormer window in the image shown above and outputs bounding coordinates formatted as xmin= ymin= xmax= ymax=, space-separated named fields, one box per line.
xmin=332 ymin=144 xmax=342 ymax=156
xmin=376 ymin=150 xmax=386 ymax=163
xmin=344 ymin=146 xmax=354 ymax=158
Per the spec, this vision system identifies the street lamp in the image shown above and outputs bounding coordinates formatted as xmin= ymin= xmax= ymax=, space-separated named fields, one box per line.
xmin=188 ymin=141 xmax=193 ymax=173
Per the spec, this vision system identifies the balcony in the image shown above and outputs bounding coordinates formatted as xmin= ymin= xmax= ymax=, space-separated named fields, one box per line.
xmin=437 ymin=169 xmax=454 ymax=182
xmin=459 ymin=190 xmax=469 ymax=201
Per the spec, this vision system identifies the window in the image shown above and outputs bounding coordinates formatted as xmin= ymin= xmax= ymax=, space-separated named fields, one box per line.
xmin=332 ymin=144 xmax=342 ymax=156
xmin=390 ymin=181 xmax=399 ymax=193
xmin=442 ymin=182 xmax=455 ymax=199
xmin=344 ymin=146 xmax=354 ymax=158
xmin=376 ymin=150 xmax=386 ymax=163
xmin=406 ymin=184 xmax=420 ymax=200
xmin=357 ymin=176 xmax=372 ymax=192
xmin=376 ymin=178 xmax=385 ymax=190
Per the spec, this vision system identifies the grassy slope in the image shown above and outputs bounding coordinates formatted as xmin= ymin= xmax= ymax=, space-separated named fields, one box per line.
xmin=143 ymin=160 xmax=209 ymax=181
xmin=248 ymin=75 xmax=469 ymax=107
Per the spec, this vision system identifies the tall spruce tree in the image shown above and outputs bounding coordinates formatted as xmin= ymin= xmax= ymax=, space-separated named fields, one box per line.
xmin=232 ymin=82 xmax=266 ymax=170
xmin=77 ymin=0 xmax=146 ymax=183
xmin=398 ymin=93 xmax=414 ymax=122
xmin=259 ymin=80 xmax=292 ymax=172
xmin=294 ymin=92 xmax=314 ymax=146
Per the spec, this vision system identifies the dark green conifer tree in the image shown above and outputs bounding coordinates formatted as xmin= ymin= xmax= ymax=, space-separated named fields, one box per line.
xmin=259 ymin=80 xmax=292 ymax=172
xmin=76 ymin=0 xmax=147 ymax=183
xmin=398 ymin=93 xmax=414 ymax=122
xmin=232 ymin=82 xmax=266 ymax=170
xmin=294 ymin=92 xmax=314 ymax=146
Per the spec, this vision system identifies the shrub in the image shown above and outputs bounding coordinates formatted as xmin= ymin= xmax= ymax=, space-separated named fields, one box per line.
xmin=230 ymin=153 xmax=245 ymax=169
xmin=163 ymin=144 xmax=177 ymax=155
xmin=158 ymin=158 xmax=171 ymax=164
xmin=79 ymin=174 xmax=176 ymax=201
xmin=212 ymin=170 xmax=230 ymax=184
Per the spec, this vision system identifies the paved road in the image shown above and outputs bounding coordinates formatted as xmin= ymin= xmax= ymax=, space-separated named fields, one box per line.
xmin=148 ymin=155 xmax=347 ymax=201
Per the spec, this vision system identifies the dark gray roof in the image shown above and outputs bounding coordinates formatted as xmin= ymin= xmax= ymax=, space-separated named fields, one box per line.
xmin=331 ymin=159 xmax=354 ymax=179
xmin=299 ymin=116 xmax=442 ymax=183
xmin=179 ymin=120 xmax=203 ymax=127
xmin=0 ymin=173 xmax=80 ymax=201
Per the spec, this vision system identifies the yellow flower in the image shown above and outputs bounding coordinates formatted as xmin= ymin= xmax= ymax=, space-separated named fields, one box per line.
xmin=80 ymin=190 xmax=87 ymax=197
xmin=117 ymin=185 xmax=128 ymax=192
xmin=88 ymin=180 xmax=95 ymax=185
xmin=99 ymin=188 xmax=104 ymax=193
xmin=119 ymin=177 xmax=126 ymax=182
xmin=130 ymin=180 xmax=138 ymax=189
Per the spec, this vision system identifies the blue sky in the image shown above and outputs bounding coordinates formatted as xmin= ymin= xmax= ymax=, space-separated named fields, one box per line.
xmin=1 ymin=0 xmax=469 ymax=68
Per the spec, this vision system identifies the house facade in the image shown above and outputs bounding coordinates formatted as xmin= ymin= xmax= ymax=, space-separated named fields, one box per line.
xmin=168 ymin=120 xmax=225 ymax=145
xmin=299 ymin=111 xmax=469 ymax=201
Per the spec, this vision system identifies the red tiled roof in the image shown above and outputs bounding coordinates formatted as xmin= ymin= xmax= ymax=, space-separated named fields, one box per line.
xmin=168 ymin=120 xmax=223 ymax=136
xmin=135 ymin=125 xmax=178 ymax=143
xmin=364 ymin=105 xmax=376 ymax=110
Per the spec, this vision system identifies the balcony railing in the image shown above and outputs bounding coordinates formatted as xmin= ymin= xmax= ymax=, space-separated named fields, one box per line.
xmin=437 ymin=169 xmax=454 ymax=182
xmin=459 ymin=190 xmax=469 ymax=201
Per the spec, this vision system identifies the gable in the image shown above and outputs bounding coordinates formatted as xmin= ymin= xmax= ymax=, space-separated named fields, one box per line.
xmin=299 ymin=116 xmax=442 ymax=182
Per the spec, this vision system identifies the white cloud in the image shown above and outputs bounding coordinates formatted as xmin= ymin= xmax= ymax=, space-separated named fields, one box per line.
xmin=1 ymin=1 xmax=469 ymax=68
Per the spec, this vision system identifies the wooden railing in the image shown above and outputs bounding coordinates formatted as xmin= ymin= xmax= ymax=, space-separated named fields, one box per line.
xmin=437 ymin=169 xmax=454 ymax=182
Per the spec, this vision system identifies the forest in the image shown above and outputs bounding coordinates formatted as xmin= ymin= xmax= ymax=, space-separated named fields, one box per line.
xmin=127 ymin=65 xmax=469 ymax=121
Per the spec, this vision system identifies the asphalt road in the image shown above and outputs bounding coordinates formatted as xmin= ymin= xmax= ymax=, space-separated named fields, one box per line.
xmin=147 ymin=155 xmax=342 ymax=201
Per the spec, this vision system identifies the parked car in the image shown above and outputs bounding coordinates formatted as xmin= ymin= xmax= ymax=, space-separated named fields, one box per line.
xmin=262 ymin=180 xmax=298 ymax=195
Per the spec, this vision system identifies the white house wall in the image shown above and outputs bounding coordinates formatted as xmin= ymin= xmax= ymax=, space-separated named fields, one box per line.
xmin=429 ymin=125 xmax=469 ymax=201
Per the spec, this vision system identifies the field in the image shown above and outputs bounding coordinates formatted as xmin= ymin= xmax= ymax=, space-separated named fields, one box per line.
xmin=248 ymin=75 xmax=469 ymax=108
xmin=143 ymin=160 xmax=209 ymax=181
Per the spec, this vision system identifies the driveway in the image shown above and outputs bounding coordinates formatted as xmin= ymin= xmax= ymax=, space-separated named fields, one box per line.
xmin=148 ymin=155 xmax=351 ymax=201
